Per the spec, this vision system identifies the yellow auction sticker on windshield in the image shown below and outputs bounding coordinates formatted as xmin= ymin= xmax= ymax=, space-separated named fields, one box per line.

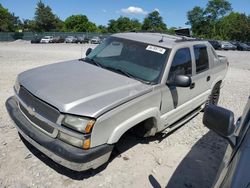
xmin=146 ymin=45 xmax=166 ymax=54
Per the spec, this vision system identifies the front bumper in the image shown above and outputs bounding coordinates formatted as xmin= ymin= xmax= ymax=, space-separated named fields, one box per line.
xmin=6 ymin=96 xmax=113 ymax=171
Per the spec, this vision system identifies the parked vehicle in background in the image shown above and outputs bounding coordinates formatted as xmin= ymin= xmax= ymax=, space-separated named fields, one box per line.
xmin=76 ymin=36 xmax=90 ymax=44
xmin=31 ymin=36 xmax=41 ymax=44
xmin=51 ymin=36 xmax=64 ymax=43
xmin=65 ymin=36 xmax=77 ymax=43
xmin=231 ymin=42 xmax=250 ymax=51
xmin=6 ymin=32 xmax=228 ymax=171
xmin=208 ymin=40 xmax=221 ymax=50
xmin=40 ymin=36 xmax=53 ymax=43
xmin=203 ymin=96 xmax=250 ymax=188
xmin=219 ymin=41 xmax=237 ymax=50
xmin=90 ymin=36 xmax=101 ymax=44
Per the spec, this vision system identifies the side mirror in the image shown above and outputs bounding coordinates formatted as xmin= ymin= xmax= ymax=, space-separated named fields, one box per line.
xmin=167 ymin=75 xmax=191 ymax=87
xmin=203 ymin=105 xmax=236 ymax=147
xmin=85 ymin=48 xmax=92 ymax=56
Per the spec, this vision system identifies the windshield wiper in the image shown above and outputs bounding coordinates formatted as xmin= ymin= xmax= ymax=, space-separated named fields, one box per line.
xmin=82 ymin=57 xmax=103 ymax=68
xmin=105 ymin=66 xmax=153 ymax=84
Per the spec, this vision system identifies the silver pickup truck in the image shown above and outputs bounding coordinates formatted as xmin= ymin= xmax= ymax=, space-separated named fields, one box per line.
xmin=6 ymin=32 xmax=228 ymax=171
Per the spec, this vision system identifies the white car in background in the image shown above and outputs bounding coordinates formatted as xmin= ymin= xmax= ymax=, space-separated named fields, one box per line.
xmin=40 ymin=36 xmax=53 ymax=43
xmin=90 ymin=36 xmax=101 ymax=44
xmin=65 ymin=36 xmax=78 ymax=43
xmin=220 ymin=41 xmax=237 ymax=50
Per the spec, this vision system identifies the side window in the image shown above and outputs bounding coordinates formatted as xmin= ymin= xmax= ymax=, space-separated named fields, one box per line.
xmin=194 ymin=45 xmax=209 ymax=73
xmin=169 ymin=48 xmax=192 ymax=79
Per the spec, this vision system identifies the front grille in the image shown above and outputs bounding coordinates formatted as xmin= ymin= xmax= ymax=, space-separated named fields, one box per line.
xmin=18 ymin=86 xmax=60 ymax=123
xmin=19 ymin=103 xmax=54 ymax=134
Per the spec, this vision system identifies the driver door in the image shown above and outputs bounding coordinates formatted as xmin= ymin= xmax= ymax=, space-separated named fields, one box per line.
xmin=161 ymin=47 xmax=195 ymax=126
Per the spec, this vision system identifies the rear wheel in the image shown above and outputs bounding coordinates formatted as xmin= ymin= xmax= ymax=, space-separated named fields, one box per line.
xmin=207 ymin=82 xmax=221 ymax=106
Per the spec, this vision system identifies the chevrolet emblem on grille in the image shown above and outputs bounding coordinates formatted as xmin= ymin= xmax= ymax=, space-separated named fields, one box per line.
xmin=27 ymin=106 xmax=36 ymax=116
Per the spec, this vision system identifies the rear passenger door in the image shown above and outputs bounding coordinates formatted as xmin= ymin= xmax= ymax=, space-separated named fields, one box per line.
xmin=190 ymin=45 xmax=211 ymax=109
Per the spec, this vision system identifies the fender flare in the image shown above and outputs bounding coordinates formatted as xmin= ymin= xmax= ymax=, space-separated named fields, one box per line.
xmin=211 ymin=76 xmax=223 ymax=91
xmin=107 ymin=108 xmax=161 ymax=144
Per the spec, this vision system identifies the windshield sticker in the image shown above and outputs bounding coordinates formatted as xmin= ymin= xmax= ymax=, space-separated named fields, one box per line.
xmin=146 ymin=45 xmax=166 ymax=54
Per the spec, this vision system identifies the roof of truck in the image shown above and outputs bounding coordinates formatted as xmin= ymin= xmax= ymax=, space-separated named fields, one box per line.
xmin=112 ymin=32 xmax=205 ymax=49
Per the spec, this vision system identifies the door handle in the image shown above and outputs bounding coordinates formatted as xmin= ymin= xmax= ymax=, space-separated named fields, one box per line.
xmin=190 ymin=82 xmax=195 ymax=89
xmin=207 ymin=76 xmax=211 ymax=81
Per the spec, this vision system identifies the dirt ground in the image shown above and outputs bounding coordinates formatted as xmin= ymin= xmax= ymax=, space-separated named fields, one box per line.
xmin=0 ymin=41 xmax=249 ymax=188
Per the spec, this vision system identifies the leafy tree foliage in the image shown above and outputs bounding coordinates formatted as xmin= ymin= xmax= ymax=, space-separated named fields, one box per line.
xmin=107 ymin=17 xmax=142 ymax=33
xmin=98 ymin=25 xmax=108 ymax=33
xmin=34 ymin=0 xmax=62 ymax=31
xmin=2 ymin=0 xmax=250 ymax=42
xmin=187 ymin=6 xmax=210 ymax=36
xmin=220 ymin=12 xmax=250 ymax=41
xmin=142 ymin=11 xmax=167 ymax=31
xmin=20 ymin=19 xmax=36 ymax=31
xmin=0 ymin=3 xmax=20 ymax=32
xmin=205 ymin=0 xmax=232 ymax=20
xmin=64 ymin=14 xmax=97 ymax=32
xmin=186 ymin=0 xmax=250 ymax=41
xmin=167 ymin=27 xmax=177 ymax=34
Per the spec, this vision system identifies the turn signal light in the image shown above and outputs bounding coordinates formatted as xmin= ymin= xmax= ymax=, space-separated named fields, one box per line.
xmin=83 ymin=139 xmax=91 ymax=150
xmin=85 ymin=120 xmax=95 ymax=133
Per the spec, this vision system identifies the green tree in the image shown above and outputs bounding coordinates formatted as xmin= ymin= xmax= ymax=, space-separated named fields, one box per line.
xmin=220 ymin=12 xmax=250 ymax=41
xmin=20 ymin=19 xmax=36 ymax=31
xmin=142 ymin=11 xmax=167 ymax=32
xmin=186 ymin=6 xmax=210 ymax=36
xmin=34 ymin=0 xmax=62 ymax=31
xmin=64 ymin=14 xmax=97 ymax=32
xmin=107 ymin=17 xmax=142 ymax=33
xmin=107 ymin=19 xmax=118 ymax=33
xmin=205 ymin=0 xmax=232 ymax=20
xmin=186 ymin=0 xmax=232 ymax=38
xmin=0 ymin=3 xmax=20 ymax=32
xmin=167 ymin=27 xmax=177 ymax=34
xmin=98 ymin=25 xmax=108 ymax=33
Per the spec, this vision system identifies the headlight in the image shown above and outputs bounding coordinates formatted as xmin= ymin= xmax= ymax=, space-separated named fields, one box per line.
xmin=61 ymin=115 xmax=95 ymax=134
xmin=14 ymin=79 xmax=20 ymax=93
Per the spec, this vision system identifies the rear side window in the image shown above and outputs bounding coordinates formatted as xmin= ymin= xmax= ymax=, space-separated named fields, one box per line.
xmin=194 ymin=45 xmax=209 ymax=73
xmin=169 ymin=48 xmax=192 ymax=79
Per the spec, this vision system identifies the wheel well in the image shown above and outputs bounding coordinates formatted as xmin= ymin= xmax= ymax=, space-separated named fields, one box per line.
xmin=128 ymin=117 xmax=158 ymax=138
xmin=216 ymin=80 xmax=222 ymax=85
xmin=214 ymin=80 xmax=222 ymax=88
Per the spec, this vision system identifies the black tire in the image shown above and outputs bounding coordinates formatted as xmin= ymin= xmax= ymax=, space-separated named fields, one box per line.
xmin=207 ymin=82 xmax=221 ymax=106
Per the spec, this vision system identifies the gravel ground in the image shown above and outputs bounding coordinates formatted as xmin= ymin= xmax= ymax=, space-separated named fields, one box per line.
xmin=0 ymin=41 xmax=249 ymax=188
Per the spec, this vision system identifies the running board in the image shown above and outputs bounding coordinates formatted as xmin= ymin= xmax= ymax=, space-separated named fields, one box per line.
xmin=162 ymin=107 xmax=202 ymax=134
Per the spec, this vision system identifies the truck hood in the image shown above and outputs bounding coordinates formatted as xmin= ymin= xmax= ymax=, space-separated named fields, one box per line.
xmin=18 ymin=60 xmax=152 ymax=117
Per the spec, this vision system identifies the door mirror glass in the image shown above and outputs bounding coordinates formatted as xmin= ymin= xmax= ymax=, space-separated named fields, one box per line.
xmin=85 ymin=48 xmax=92 ymax=56
xmin=167 ymin=75 xmax=191 ymax=87
xmin=203 ymin=105 xmax=236 ymax=147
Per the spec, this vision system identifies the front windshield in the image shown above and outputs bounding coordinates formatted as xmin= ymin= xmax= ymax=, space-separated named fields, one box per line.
xmin=85 ymin=37 xmax=170 ymax=83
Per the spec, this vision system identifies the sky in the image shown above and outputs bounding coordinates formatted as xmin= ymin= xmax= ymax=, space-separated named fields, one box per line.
xmin=1 ymin=0 xmax=250 ymax=28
